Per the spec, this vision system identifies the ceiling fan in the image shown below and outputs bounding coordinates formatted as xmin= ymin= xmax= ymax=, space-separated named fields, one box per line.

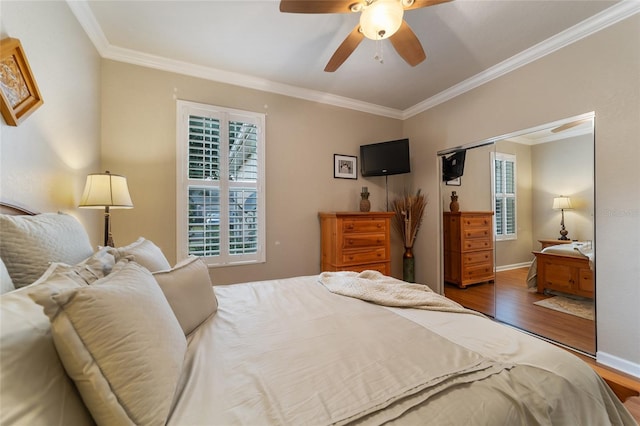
xmin=279 ymin=0 xmax=451 ymax=72
xmin=551 ymin=118 xmax=592 ymax=133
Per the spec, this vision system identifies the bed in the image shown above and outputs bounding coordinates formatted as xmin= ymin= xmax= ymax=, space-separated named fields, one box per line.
xmin=0 ymin=202 xmax=634 ymax=425
xmin=527 ymin=242 xmax=594 ymax=299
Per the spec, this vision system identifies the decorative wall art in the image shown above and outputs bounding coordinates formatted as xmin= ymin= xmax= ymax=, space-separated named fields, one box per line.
xmin=334 ymin=154 xmax=357 ymax=179
xmin=0 ymin=38 xmax=43 ymax=126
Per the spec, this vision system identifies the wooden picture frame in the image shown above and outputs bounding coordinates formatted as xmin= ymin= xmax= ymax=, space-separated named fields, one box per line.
xmin=0 ymin=38 xmax=43 ymax=126
xmin=334 ymin=154 xmax=357 ymax=179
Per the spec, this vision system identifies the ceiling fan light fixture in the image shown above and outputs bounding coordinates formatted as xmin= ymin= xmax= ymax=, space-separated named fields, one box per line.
xmin=360 ymin=0 xmax=404 ymax=40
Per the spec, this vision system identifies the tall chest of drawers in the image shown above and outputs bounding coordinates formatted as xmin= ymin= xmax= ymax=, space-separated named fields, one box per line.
xmin=443 ymin=211 xmax=494 ymax=288
xmin=319 ymin=212 xmax=394 ymax=275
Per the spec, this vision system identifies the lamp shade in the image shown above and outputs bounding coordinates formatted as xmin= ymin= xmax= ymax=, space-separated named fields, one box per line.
xmin=360 ymin=0 xmax=404 ymax=40
xmin=552 ymin=196 xmax=573 ymax=210
xmin=79 ymin=171 xmax=133 ymax=208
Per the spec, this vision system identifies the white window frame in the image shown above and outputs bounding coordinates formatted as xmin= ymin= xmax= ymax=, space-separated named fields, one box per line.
xmin=491 ymin=152 xmax=517 ymax=241
xmin=176 ymin=100 xmax=266 ymax=266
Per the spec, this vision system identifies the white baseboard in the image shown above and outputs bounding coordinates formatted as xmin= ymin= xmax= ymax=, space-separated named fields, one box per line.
xmin=495 ymin=261 xmax=532 ymax=272
xmin=596 ymin=351 xmax=640 ymax=379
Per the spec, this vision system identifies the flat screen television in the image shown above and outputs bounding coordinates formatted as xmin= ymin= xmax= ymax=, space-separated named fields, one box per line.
xmin=442 ymin=150 xmax=466 ymax=181
xmin=360 ymin=138 xmax=411 ymax=177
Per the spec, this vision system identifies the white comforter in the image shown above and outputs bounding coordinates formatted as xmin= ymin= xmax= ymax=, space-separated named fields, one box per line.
xmin=168 ymin=275 xmax=633 ymax=425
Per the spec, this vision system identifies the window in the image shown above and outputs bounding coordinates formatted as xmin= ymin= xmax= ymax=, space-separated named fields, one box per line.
xmin=176 ymin=100 xmax=265 ymax=266
xmin=492 ymin=152 xmax=516 ymax=240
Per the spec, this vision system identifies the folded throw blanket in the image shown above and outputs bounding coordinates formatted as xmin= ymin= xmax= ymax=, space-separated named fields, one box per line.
xmin=319 ymin=270 xmax=483 ymax=316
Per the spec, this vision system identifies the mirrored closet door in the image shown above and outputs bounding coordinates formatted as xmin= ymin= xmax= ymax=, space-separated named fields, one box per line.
xmin=439 ymin=113 xmax=596 ymax=355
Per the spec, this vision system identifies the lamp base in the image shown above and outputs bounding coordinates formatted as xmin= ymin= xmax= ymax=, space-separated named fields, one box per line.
xmin=558 ymin=229 xmax=569 ymax=240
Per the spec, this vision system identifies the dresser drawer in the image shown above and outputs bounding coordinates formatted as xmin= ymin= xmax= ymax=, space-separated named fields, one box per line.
xmin=462 ymin=239 xmax=492 ymax=251
xmin=463 ymin=228 xmax=491 ymax=240
xmin=462 ymin=250 xmax=493 ymax=266
xmin=462 ymin=216 xmax=492 ymax=229
xmin=342 ymin=219 xmax=387 ymax=234
xmin=343 ymin=233 xmax=386 ymax=249
xmin=341 ymin=247 xmax=387 ymax=264
xmin=462 ymin=263 xmax=494 ymax=282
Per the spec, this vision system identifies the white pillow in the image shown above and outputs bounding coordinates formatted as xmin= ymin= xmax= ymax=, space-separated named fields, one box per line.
xmin=32 ymin=261 xmax=187 ymax=426
xmin=0 ymin=258 xmax=14 ymax=294
xmin=0 ymin=263 xmax=93 ymax=426
xmin=153 ymin=256 xmax=218 ymax=335
xmin=107 ymin=237 xmax=171 ymax=272
xmin=0 ymin=212 xmax=94 ymax=288
xmin=72 ymin=246 xmax=116 ymax=284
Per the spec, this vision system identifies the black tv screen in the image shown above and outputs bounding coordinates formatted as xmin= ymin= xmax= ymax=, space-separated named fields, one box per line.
xmin=360 ymin=139 xmax=411 ymax=177
xmin=442 ymin=150 xmax=466 ymax=181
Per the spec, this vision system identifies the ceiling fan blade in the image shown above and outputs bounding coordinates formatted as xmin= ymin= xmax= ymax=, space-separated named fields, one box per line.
xmin=325 ymin=25 xmax=365 ymax=72
xmin=389 ymin=20 xmax=426 ymax=67
xmin=404 ymin=0 xmax=452 ymax=10
xmin=551 ymin=118 xmax=592 ymax=133
xmin=279 ymin=0 xmax=352 ymax=14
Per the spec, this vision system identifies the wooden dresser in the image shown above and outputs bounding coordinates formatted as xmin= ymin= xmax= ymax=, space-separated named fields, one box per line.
xmin=443 ymin=211 xmax=494 ymax=288
xmin=319 ymin=212 xmax=394 ymax=275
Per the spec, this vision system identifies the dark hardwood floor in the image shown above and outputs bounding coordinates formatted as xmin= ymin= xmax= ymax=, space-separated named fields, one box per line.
xmin=445 ymin=267 xmax=596 ymax=354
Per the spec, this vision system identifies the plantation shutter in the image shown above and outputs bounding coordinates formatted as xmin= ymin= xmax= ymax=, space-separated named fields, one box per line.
xmin=492 ymin=153 xmax=517 ymax=240
xmin=177 ymin=100 xmax=265 ymax=266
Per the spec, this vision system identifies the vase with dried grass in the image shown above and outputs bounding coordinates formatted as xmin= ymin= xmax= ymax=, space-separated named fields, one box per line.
xmin=391 ymin=189 xmax=427 ymax=283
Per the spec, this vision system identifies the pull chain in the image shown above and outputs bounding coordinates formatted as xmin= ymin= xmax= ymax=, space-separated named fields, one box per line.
xmin=374 ymin=38 xmax=384 ymax=64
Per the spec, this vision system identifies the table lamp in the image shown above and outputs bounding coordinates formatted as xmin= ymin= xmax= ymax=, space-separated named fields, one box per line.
xmin=552 ymin=196 xmax=573 ymax=240
xmin=79 ymin=171 xmax=133 ymax=247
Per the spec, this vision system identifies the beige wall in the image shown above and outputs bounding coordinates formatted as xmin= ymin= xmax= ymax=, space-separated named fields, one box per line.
xmin=404 ymin=15 xmax=640 ymax=372
xmin=101 ymin=60 xmax=403 ymax=284
xmin=0 ymin=1 xmax=102 ymax=243
xmin=531 ymin=135 xmax=594 ymax=242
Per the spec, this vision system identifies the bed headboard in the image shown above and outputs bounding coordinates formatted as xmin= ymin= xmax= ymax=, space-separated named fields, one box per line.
xmin=0 ymin=201 xmax=38 ymax=216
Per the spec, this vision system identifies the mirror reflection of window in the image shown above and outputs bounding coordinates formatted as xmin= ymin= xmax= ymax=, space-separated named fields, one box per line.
xmin=492 ymin=152 xmax=517 ymax=241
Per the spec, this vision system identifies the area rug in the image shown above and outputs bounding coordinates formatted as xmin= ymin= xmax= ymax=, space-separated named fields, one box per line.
xmin=534 ymin=296 xmax=594 ymax=321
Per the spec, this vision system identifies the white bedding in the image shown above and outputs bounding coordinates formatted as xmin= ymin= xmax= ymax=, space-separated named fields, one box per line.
xmin=168 ymin=275 xmax=633 ymax=425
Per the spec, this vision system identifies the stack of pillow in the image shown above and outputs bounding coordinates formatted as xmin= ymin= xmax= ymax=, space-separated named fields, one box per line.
xmin=0 ymin=212 xmax=218 ymax=426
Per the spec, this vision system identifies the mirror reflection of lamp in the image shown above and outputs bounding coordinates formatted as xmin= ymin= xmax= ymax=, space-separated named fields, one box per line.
xmin=79 ymin=171 xmax=133 ymax=247
xmin=552 ymin=196 xmax=573 ymax=240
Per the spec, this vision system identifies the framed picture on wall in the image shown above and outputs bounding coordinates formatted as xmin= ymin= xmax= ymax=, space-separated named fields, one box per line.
xmin=334 ymin=154 xmax=357 ymax=179
xmin=0 ymin=38 xmax=44 ymax=126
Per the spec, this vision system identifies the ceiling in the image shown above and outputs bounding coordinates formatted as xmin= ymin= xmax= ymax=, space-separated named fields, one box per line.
xmin=68 ymin=0 xmax=636 ymax=118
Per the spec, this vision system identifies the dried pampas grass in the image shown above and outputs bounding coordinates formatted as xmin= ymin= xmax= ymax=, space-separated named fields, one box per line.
xmin=391 ymin=189 xmax=427 ymax=248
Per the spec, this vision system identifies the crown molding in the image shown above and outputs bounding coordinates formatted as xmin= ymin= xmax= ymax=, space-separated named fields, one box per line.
xmin=402 ymin=1 xmax=640 ymax=119
xmin=67 ymin=0 xmax=639 ymax=121
xmin=65 ymin=0 xmax=110 ymax=55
